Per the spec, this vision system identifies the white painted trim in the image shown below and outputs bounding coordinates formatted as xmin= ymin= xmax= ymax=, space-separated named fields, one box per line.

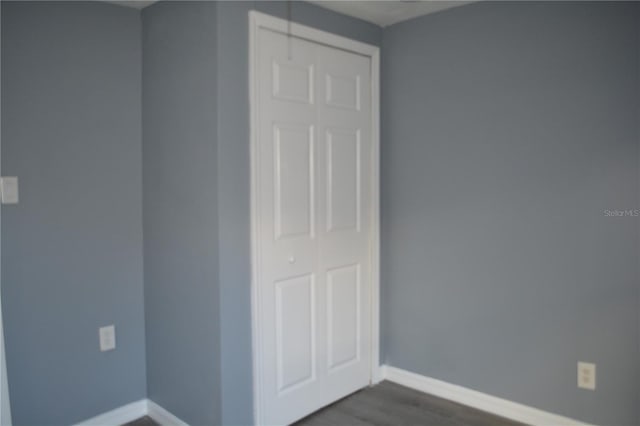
xmin=147 ymin=400 xmax=189 ymax=426
xmin=248 ymin=11 xmax=264 ymax=424
xmin=74 ymin=400 xmax=147 ymax=426
xmin=74 ymin=399 xmax=189 ymax=426
xmin=0 ymin=280 xmax=10 ymax=426
xmin=368 ymin=45 xmax=382 ymax=387
xmin=0 ymin=7 xmax=11 ymax=424
xmin=0 ymin=327 xmax=9 ymax=426
xmin=249 ymin=11 xmax=379 ymax=58
xmin=249 ymin=10 xmax=381 ymax=425
xmin=382 ymin=365 xmax=596 ymax=426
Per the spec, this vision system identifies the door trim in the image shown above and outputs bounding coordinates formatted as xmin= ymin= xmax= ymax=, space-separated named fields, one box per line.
xmin=249 ymin=10 xmax=381 ymax=425
xmin=0 ymin=34 xmax=12 ymax=423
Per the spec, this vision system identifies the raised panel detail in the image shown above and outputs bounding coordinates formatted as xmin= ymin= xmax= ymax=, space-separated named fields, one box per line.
xmin=327 ymin=264 xmax=360 ymax=371
xmin=274 ymin=124 xmax=314 ymax=240
xmin=276 ymin=274 xmax=316 ymax=393
xmin=326 ymin=74 xmax=360 ymax=110
xmin=273 ymin=60 xmax=313 ymax=104
xmin=326 ymin=129 xmax=360 ymax=232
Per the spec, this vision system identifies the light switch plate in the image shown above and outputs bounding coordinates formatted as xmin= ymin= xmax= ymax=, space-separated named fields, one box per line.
xmin=0 ymin=177 xmax=19 ymax=204
xmin=99 ymin=325 xmax=116 ymax=352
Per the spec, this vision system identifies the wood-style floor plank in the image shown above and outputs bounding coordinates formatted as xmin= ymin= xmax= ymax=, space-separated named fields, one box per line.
xmin=122 ymin=381 xmax=526 ymax=426
xmin=122 ymin=416 xmax=158 ymax=426
xmin=294 ymin=381 xmax=526 ymax=426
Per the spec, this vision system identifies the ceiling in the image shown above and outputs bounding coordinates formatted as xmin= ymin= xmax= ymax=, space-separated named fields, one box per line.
xmin=308 ymin=1 xmax=473 ymax=27
xmin=106 ymin=0 xmax=155 ymax=9
xmin=106 ymin=1 xmax=473 ymax=27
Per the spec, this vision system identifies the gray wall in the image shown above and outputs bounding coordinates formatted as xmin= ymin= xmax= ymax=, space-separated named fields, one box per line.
xmin=1 ymin=2 xmax=145 ymax=425
xmin=4 ymin=2 xmax=636 ymax=425
xmin=215 ymin=3 xmax=381 ymax=423
xmin=381 ymin=2 xmax=640 ymax=425
xmin=1 ymin=2 xmax=379 ymax=424
xmin=141 ymin=2 xmax=221 ymax=425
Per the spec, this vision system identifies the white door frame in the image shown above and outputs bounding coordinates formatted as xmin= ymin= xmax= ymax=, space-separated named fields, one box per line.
xmin=0 ymin=9 xmax=12 ymax=421
xmin=249 ymin=10 xmax=381 ymax=425
xmin=0 ymin=303 xmax=10 ymax=426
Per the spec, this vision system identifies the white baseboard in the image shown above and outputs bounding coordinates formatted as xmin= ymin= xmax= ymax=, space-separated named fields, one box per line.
xmin=75 ymin=400 xmax=147 ymax=426
xmin=75 ymin=399 xmax=189 ymax=426
xmin=147 ymin=400 xmax=189 ymax=426
xmin=381 ymin=365 xmax=595 ymax=426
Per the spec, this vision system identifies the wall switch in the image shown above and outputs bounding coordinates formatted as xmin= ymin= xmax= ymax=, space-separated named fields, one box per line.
xmin=99 ymin=325 xmax=116 ymax=352
xmin=0 ymin=177 xmax=19 ymax=204
xmin=578 ymin=362 xmax=596 ymax=390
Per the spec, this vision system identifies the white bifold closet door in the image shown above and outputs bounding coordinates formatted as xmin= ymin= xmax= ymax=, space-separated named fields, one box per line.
xmin=256 ymin=27 xmax=373 ymax=425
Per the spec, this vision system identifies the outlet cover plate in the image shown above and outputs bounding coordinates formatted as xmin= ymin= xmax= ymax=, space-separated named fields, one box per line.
xmin=578 ymin=361 xmax=596 ymax=390
xmin=99 ymin=325 xmax=116 ymax=352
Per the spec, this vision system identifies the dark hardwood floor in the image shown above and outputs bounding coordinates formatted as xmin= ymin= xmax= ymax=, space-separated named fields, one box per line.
xmin=293 ymin=381 xmax=525 ymax=426
xmin=123 ymin=381 xmax=525 ymax=426
xmin=123 ymin=416 xmax=158 ymax=426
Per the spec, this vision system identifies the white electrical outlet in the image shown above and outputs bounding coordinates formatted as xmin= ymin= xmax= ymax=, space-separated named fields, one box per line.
xmin=578 ymin=362 xmax=596 ymax=390
xmin=0 ymin=177 xmax=19 ymax=204
xmin=99 ymin=325 xmax=116 ymax=352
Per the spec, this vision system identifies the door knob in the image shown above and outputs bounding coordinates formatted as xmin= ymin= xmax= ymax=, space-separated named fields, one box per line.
xmin=288 ymin=256 xmax=296 ymax=264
